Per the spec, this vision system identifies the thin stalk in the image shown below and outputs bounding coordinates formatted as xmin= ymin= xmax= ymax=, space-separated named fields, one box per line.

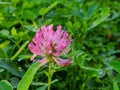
xmin=48 ymin=62 xmax=52 ymax=90
xmin=10 ymin=41 xmax=29 ymax=61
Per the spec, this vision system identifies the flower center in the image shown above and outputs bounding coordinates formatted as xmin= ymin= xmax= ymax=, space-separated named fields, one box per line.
xmin=45 ymin=53 xmax=53 ymax=62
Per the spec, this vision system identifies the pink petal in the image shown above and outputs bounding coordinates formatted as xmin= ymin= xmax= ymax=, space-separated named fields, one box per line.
xmin=35 ymin=29 xmax=46 ymax=45
xmin=33 ymin=35 xmax=45 ymax=51
xmin=53 ymin=25 xmax=63 ymax=43
xmin=54 ymin=51 xmax=61 ymax=56
xmin=61 ymin=47 xmax=71 ymax=55
xmin=55 ymin=31 xmax=68 ymax=48
xmin=35 ymin=29 xmax=43 ymax=41
xmin=55 ymin=43 xmax=67 ymax=55
xmin=30 ymin=54 xmax=37 ymax=60
xmin=29 ymin=24 xmax=72 ymax=65
xmin=36 ymin=58 xmax=49 ymax=67
xmin=42 ymin=26 xmax=48 ymax=39
xmin=55 ymin=36 xmax=72 ymax=53
xmin=33 ymin=35 xmax=41 ymax=46
xmin=54 ymin=57 xmax=72 ymax=66
xmin=28 ymin=42 xmax=43 ymax=55
xmin=56 ymin=31 xmax=68 ymax=45
xmin=41 ymin=24 xmax=54 ymax=41
xmin=62 ymin=31 xmax=68 ymax=40
xmin=66 ymin=37 xmax=72 ymax=45
xmin=48 ymin=24 xmax=54 ymax=35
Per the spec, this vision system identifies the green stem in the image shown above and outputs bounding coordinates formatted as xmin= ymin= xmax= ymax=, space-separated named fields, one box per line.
xmin=10 ymin=41 xmax=29 ymax=61
xmin=48 ymin=62 xmax=52 ymax=90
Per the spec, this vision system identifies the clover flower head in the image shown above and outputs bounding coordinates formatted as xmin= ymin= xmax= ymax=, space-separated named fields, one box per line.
xmin=28 ymin=24 xmax=72 ymax=67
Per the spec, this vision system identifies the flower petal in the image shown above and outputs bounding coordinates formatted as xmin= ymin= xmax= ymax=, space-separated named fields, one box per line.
xmin=61 ymin=47 xmax=71 ymax=55
xmin=36 ymin=58 xmax=49 ymax=67
xmin=34 ymin=29 xmax=46 ymax=46
xmin=30 ymin=54 xmax=37 ymax=60
xmin=28 ymin=24 xmax=72 ymax=66
xmin=55 ymin=32 xmax=71 ymax=54
xmin=54 ymin=57 xmax=72 ymax=66
xmin=42 ymin=24 xmax=54 ymax=41
xmin=28 ymin=42 xmax=43 ymax=55
xmin=47 ymin=24 xmax=54 ymax=36
xmin=53 ymin=25 xmax=63 ymax=43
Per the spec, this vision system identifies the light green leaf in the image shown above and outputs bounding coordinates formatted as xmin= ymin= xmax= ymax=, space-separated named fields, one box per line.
xmin=0 ymin=80 xmax=13 ymax=90
xmin=110 ymin=61 xmax=120 ymax=73
xmin=0 ymin=40 xmax=10 ymax=48
xmin=17 ymin=62 xmax=41 ymax=90
xmin=11 ymin=27 xmax=17 ymax=36
xmin=113 ymin=81 xmax=119 ymax=90
xmin=11 ymin=0 xmax=19 ymax=4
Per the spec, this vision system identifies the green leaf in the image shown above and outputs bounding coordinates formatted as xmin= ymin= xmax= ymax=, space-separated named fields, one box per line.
xmin=0 ymin=80 xmax=13 ymax=90
xmin=110 ymin=61 xmax=120 ymax=73
xmin=18 ymin=54 xmax=31 ymax=61
xmin=0 ymin=44 xmax=15 ymax=58
xmin=0 ymin=30 xmax=9 ymax=37
xmin=114 ymin=74 xmax=120 ymax=82
xmin=87 ymin=4 xmax=98 ymax=18
xmin=51 ymin=79 xmax=58 ymax=84
xmin=39 ymin=1 xmax=60 ymax=16
xmin=11 ymin=27 xmax=17 ymax=36
xmin=65 ymin=21 xmax=73 ymax=33
xmin=113 ymin=81 xmax=119 ymax=90
xmin=31 ymin=82 xmax=47 ymax=86
xmin=0 ymin=40 xmax=10 ymax=58
xmin=0 ymin=49 xmax=6 ymax=58
xmin=87 ymin=7 xmax=110 ymax=31
xmin=0 ymin=13 xmax=4 ymax=20
xmin=17 ymin=62 xmax=41 ymax=90
xmin=24 ymin=25 xmax=37 ymax=32
xmin=73 ymin=22 xmax=80 ymax=31
xmin=10 ymin=77 xmax=19 ymax=89
xmin=22 ymin=9 xmax=39 ymax=19
xmin=11 ymin=0 xmax=19 ymax=4
xmin=36 ymin=85 xmax=47 ymax=90
xmin=0 ymin=59 xmax=23 ymax=77
xmin=0 ymin=40 xmax=10 ymax=48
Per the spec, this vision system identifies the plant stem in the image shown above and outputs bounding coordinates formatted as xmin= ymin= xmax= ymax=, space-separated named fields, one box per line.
xmin=48 ymin=62 xmax=52 ymax=90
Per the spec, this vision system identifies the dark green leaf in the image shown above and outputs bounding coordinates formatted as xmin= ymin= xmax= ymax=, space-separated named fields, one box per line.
xmin=0 ymin=59 xmax=23 ymax=77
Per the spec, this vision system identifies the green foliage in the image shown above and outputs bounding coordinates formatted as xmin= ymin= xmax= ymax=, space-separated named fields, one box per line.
xmin=0 ymin=80 xmax=13 ymax=90
xmin=10 ymin=41 xmax=29 ymax=61
xmin=110 ymin=61 xmax=120 ymax=73
xmin=0 ymin=0 xmax=120 ymax=90
xmin=17 ymin=62 xmax=41 ymax=90
xmin=0 ymin=59 xmax=23 ymax=77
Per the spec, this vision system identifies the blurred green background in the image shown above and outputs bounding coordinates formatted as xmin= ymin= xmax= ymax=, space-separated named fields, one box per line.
xmin=0 ymin=0 xmax=120 ymax=90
